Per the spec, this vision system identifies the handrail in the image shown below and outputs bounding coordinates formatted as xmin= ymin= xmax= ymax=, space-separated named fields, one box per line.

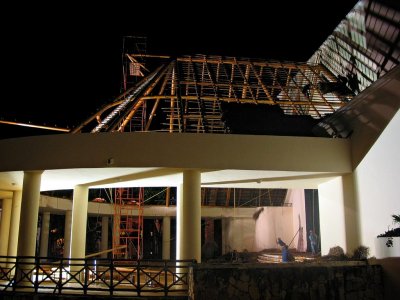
xmin=0 ymin=255 xmax=195 ymax=297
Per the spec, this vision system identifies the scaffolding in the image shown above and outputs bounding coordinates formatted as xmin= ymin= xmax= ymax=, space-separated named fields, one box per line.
xmin=4 ymin=1 xmax=399 ymax=137
xmin=112 ymin=187 xmax=144 ymax=259
xmin=72 ymin=54 xmax=361 ymax=135
xmin=122 ymin=36 xmax=148 ymax=90
xmin=120 ymin=36 xmax=148 ymax=132
xmin=80 ymin=2 xmax=399 ymax=136
xmin=111 ymin=38 xmax=147 ymax=260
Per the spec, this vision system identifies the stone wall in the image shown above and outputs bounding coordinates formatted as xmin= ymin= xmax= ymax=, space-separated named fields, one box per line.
xmin=191 ymin=261 xmax=382 ymax=300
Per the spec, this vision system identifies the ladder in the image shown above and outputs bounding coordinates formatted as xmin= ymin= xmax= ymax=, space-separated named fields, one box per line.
xmin=112 ymin=188 xmax=144 ymax=259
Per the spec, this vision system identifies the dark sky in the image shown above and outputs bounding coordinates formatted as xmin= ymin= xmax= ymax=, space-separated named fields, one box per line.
xmin=2 ymin=1 xmax=359 ymax=138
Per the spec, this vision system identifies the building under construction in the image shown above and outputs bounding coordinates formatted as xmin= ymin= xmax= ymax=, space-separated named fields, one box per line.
xmin=72 ymin=54 xmax=356 ymax=136
xmin=67 ymin=5 xmax=399 ymax=262
xmin=0 ymin=0 xmax=399 ymax=297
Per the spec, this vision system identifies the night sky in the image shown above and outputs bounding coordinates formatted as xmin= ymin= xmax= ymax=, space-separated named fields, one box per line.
xmin=2 ymin=1 xmax=359 ymax=138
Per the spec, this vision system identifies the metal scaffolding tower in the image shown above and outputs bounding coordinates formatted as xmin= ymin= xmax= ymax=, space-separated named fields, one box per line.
xmin=112 ymin=187 xmax=144 ymax=259
xmin=109 ymin=38 xmax=147 ymax=261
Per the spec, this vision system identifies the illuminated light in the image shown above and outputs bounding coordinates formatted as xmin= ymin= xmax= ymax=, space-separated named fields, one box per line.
xmin=92 ymin=197 xmax=106 ymax=203
xmin=0 ymin=120 xmax=70 ymax=132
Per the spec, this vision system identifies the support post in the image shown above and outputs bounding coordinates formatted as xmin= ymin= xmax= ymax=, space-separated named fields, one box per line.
xmin=0 ymin=198 xmax=12 ymax=258
xmin=7 ymin=191 xmax=22 ymax=268
xmin=39 ymin=211 xmax=50 ymax=257
xmin=16 ymin=171 xmax=43 ymax=285
xmin=63 ymin=210 xmax=72 ymax=258
xmin=101 ymin=216 xmax=109 ymax=258
xmin=17 ymin=171 xmax=43 ymax=257
xmin=177 ymin=170 xmax=201 ymax=263
xmin=162 ymin=216 xmax=171 ymax=260
xmin=70 ymin=185 xmax=88 ymax=259
xmin=70 ymin=185 xmax=88 ymax=281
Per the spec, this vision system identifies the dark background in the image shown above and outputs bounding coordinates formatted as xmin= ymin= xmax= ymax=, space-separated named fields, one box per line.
xmin=1 ymin=1 xmax=359 ymax=138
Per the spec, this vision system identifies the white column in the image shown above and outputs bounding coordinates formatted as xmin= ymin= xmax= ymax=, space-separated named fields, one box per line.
xmin=8 ymin=191 xmax=22 ymax=258
xmin=162 ymin=216 xmax=171 ymax=260
xmin=101 ymin=216 xmax=109 ymax=258
xmin=39 ymin=211 xmax=50 ymax=257
xmin=318 ymin=175 xmax=358 ymax=255
xmin=177 ymin=170 xmax=201 ymax=262
xmin=17 ymin=171 xmax=43 ymax=257
xmin=70 ymin=185 xmax=88 ymax=259
xmin=0 ymin=198 xmax=12 ymax=257
xmin=63 ymin=210 xmax=72 ymax=258
xmin=341 ymin=174 xmax=359 ymax=254
xmin=176 ymin=184 xmax=182 ymax=259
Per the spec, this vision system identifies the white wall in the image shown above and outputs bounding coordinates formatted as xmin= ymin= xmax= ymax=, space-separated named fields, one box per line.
xmin=288 ymin=189 xmax=307 ymax=252
xmin=223 ymin=218 xmax=255 ymax=252
xmin=221 ymin=206 xmax=295 ymax=253
xmin=353 ymin=110 xmax=400 ymax=257
xmin=253 ymin=207 xmax=294 ymax=251
xmin=319 ymin=177 xmax=347 ymax=255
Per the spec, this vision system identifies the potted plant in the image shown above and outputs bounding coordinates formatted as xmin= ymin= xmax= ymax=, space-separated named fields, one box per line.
xmin=375 ymin=214 xmax=400 ymax=258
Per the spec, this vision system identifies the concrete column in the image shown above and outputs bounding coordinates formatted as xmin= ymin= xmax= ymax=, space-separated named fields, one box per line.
xmin=318 ymin=175 xmax=359 ymax=255
xmin=39 ymin=211 xmax=50 ymax=257
xmin=8 ymin=191 xmax=22 ymax=258
xmin=162 ymin=216 xmax=171 ymax=260
xmin=221 ymin=218 xmax=227 ymax=255
xmin=63 ymin=210 xmax=72 ymax=258
xmin=341 ymin=174 xmax=359 ymax=254
xmin=14 ymin=172 xmax=42 ymax=285
xmin=101 ymin=216 xmax=109 ymax=258
xmin=0 ymin=198 xmax=12 ymax=258
xmin=166 ymin=187 xmax=171 ymax=207
xmin=70 ymin=185 xmax=88 ymax=259
xmin=17 ymin=171 xmax=43 ymax=257
xmin=177 ymin=170 xmax=201 ymax=263
xmin=176 ymin=184 xmax=182 ymax=259
xmin=205 ymin=219 xmax=214 ymax=241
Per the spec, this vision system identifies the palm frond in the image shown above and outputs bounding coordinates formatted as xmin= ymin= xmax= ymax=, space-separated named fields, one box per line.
xmin=392 ymin=214 xmax=400 ymax=226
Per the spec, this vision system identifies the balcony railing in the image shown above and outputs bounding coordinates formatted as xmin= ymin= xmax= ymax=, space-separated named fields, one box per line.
xmin=0 ymin=256 xmax=194 ymax=297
